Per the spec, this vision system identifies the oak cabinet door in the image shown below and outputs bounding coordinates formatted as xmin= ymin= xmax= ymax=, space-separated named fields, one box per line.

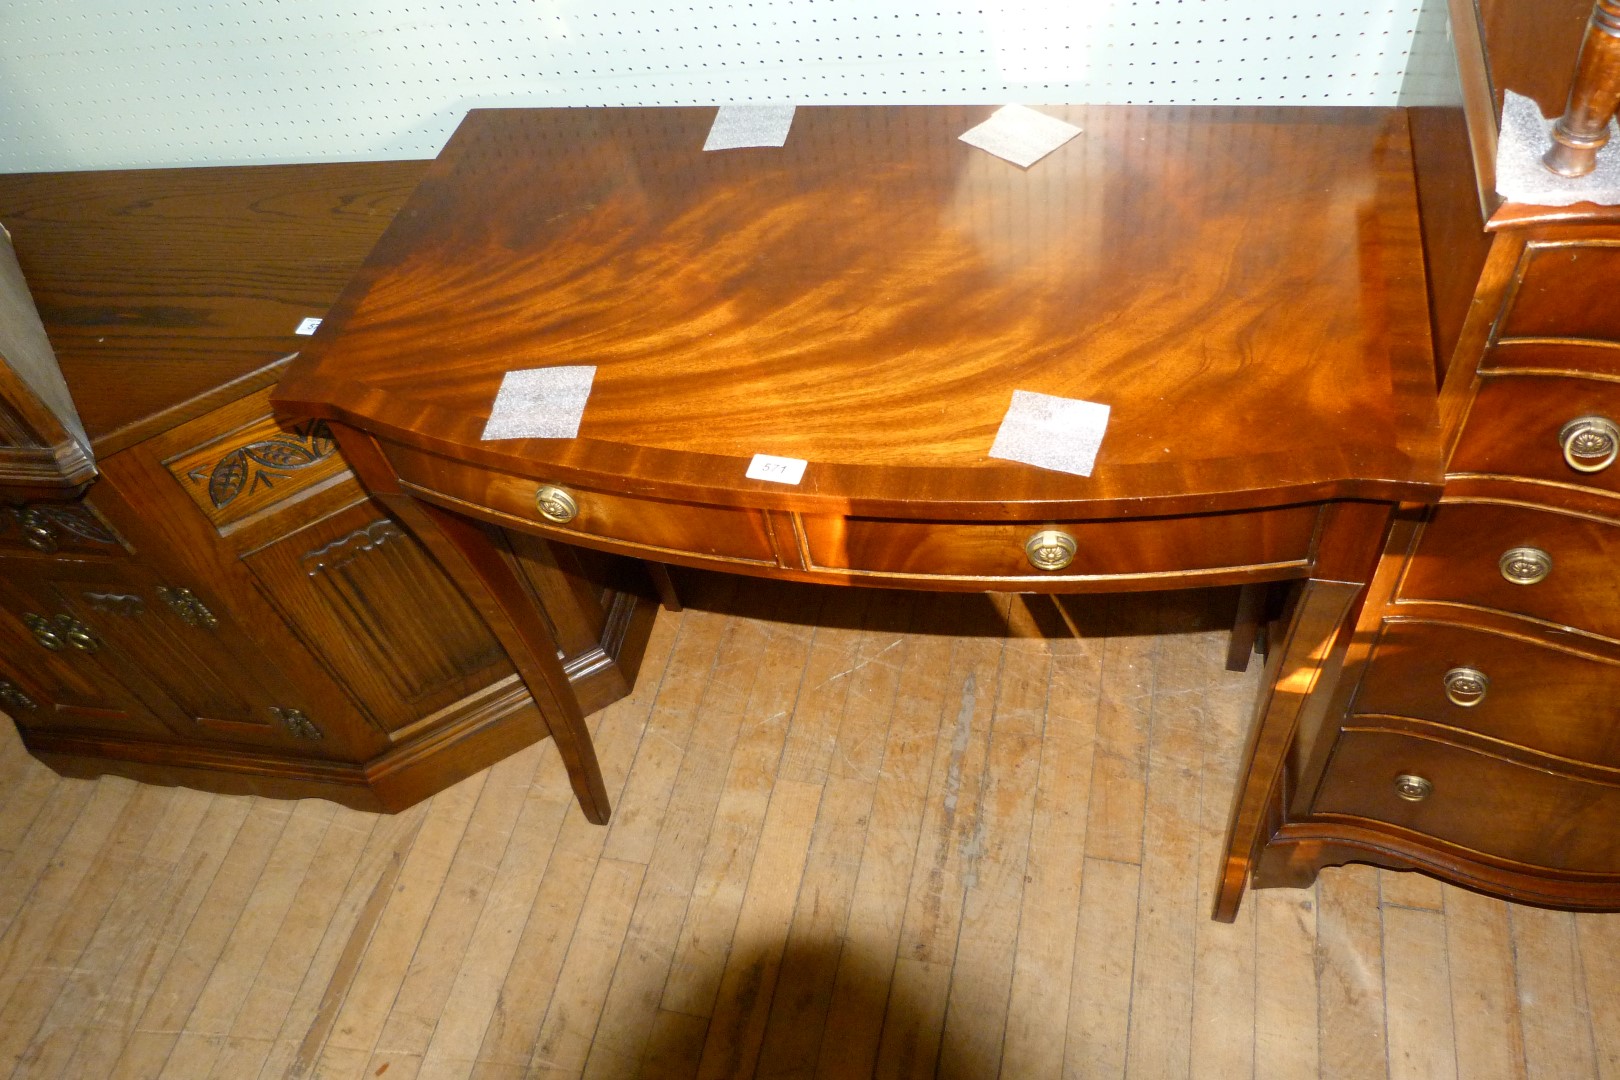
xmin=0 ymin=570 xmax=176 ymax=741
xmin=0 ymin=556 xmax=352 ymax=757
xmin=242 ymin=499 xmax=514 ymax=740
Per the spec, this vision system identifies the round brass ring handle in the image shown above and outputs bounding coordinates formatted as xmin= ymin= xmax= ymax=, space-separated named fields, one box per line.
xmin=1499 ymin=546 xmax=1552 ymax=585
xmin=1559 ymin=415 xmax=1620 ymax=473
xmin=534 ymin=485 xmax=579 ymax=525
xmin=22 ymin=613 xmax=99 ymax=654
xmin=1024 ymin=530 xmax=1077 ymax=572
xmin=1442 ymin=666 xmax=1489 ymax=707
xmin=22 ymin=614 xmax=65 ymax=651
xmin=65 ymin=627 xmax=99 ymax=653
xmin=1394 ymin=773 xmax=1433 ymax=803
xmin=17 ymin=510 xmax=56 ymax=553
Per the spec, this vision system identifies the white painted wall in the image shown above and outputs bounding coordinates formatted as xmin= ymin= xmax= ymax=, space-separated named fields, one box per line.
xmin=0 ymin=1 xmax=1424 ymax=172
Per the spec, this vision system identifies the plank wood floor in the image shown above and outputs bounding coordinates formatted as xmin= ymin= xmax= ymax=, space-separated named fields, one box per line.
xmin=0 ymin=571 xmax=1616 ymax=1079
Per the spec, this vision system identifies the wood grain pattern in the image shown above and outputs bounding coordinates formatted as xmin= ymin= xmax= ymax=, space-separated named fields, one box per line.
xmin=275 ymin=105 xmax=1441 ymax=520
xmin=1354 ymin=616 xmax=1620 ymax=768
xmin=1397 ymin=498 xmax=1620 ymax=643
xmin=164 ymin=408 xmax=347 ymax=529
xmin=1542 ymin=0 xmax=1620 ymax=177
xmin=0 ymin=577 xmax=1610 ymax=1076
xmin=1314 ymin=726 xmax=1620 ymax=874
xmin=0 ymin=161 xmax=429 ymax=455
xmin=1499 ymin=240 xmax=1620 ymax=341
xmin=1479 ymin=0 xmax=1601 ymax=120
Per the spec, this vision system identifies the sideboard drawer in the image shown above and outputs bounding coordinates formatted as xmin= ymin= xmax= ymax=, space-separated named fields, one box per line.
xmin=798 ymin=504 xmax=1319 ymax=584
xmin=383 ymin=443 xmax=778 ymax=565
xmin=1356 ymin=618 xmax=1620 ymax=769
xmin=1452 ymin=375 xmax=1620 ymax=494
xmin=1399 ymin=501 xmax=1620 ymax=641
xmin=1314 ymin=728 xmax=1620 ymax=874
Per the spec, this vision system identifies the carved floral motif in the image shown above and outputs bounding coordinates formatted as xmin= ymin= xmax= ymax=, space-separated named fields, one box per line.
xmin=189 ymin=420 xmax=337 ymax=510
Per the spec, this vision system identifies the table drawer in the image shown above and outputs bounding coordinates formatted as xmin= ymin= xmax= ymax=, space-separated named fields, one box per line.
xmin=798 ymin=504 xmax=1319 ymax=584
xmin=1399 ymin=501 xmax=1620 ymax=640
xmin=1356 ymin=619 xmax=1620 ymax=769
xmin=1452 ymin=375 xmax=1620 ymax=494
xmin=1314 ymin=727 xmax=1620 ymax=874
xmin=383 ymin=444 xmax=778 ymax=565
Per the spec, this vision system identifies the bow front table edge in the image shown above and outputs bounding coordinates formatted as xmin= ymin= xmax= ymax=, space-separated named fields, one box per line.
xmin=272 ymin=106 xmax=1444 ymax=921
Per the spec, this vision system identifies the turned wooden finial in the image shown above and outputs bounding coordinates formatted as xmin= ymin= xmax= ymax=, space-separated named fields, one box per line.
xmin=1543 ymin=0 xmax=1620 ymax=177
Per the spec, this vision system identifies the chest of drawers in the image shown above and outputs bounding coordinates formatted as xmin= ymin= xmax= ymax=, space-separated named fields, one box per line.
xmin=1242 ymin=0 xmax=1620 ymax=910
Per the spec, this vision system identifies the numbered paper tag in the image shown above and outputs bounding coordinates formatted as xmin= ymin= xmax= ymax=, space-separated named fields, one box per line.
xmin=294 ymin=316 xmax=323 ymax=336
xmin=746 ymin=453 xmax=807 ymax=485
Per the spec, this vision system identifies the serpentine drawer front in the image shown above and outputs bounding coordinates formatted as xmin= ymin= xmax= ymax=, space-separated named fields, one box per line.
xmin=1353 ymin=618 xmax=1620 ymax=769
xmin=1451 ymin=375 xmax=1620 ymax=491
xmin=1397 ymin=500 xmax=1620 ymax=640
xmin=795 ymin=506 xmax=1319 ymax=585
xmin=1498 ymin=242 xmax=1620 ymax=344
xmin=1313 ymin=727 xmax=1620 ymax=876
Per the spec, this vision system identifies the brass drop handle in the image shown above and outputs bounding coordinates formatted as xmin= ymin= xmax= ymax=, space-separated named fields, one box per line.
xmin=0 ymin=678 xmax=37 ymax=710
xmin=1024 ymin=529 xmax=1077 ymax=571
xmin=1559 ymin=415 xmax=1620 ymax=473
xmin=1393 ymin=773 xmax=1433 ymax=802
xmin=1442 ymin=667 xmax=1489 ymax=707
xmin=1498 ymin=546 xmax=1552 ymax=586
xmin=23 ymin=613 xmax=99 ymax=654
xmin=535 ymin=484 xmax=579 ymax=525
xmin=17 ymin=509 xmax=57 ymax=553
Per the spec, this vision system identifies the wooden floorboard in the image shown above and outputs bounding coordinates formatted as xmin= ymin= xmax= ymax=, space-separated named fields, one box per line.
xmin=1 ymin=572 xmax=1616 ymax=1079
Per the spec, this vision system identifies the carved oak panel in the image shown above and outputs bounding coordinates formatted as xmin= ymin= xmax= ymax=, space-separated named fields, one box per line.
xmin=244 ymin=500 xmax=512 ymax=738
xmin=0 ymin=500 xmax=126 ymax=556
xmin=164 ymin=412 xmax=349 ymax=530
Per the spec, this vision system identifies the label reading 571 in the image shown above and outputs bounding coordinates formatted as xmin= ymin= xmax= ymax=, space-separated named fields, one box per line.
xmin=745 ymin=454 xmax=808 ymax=485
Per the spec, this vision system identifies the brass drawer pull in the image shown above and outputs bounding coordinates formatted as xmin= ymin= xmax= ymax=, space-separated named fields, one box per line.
xmin=1442 ymin=667 xmax=1489 ymax=707
xmin=1559 ymin=415 xmax=1620 ymax=473
xmin=1024 ymin=530 xmax=1077 ymax=571
xmin=1498 ymin=546 xmax=1552 ymax=586
xmin=535 ymin=485 xmax=579 ymax=525
xmin=0 ymin=678 xmax=37 ymax=710
xmin=1394 ymin=773 xmax=1433 ymax=802
xmin=157 ymin=587 xmax=219 ymax=629
xmin=271 ymin=706 xmax=324 ymax=740
xmin=23 ymin=613 xmax=99 ymax=653
xmin=17 ymin=509 xmax=57 ymax=553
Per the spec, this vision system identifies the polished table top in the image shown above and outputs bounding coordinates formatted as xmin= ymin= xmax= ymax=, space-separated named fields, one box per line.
xmin=275 ymin=106 xmax=1442 ymax=520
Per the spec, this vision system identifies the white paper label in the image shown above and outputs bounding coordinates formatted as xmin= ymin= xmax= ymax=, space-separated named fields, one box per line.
xmin=745 ymin=453 xmax=807 ymax=485
xmin=704 ymin=105 xmax=797 ymax=151
xmin=294 ymin=316 xmax=323 ymax=336
xmin=987 ymin=389 xmax=1109 ymax=477
xmin=480 ymin=365 xmax=597 ymax=441
xmin=958 ymin=105 xmax=1082 ymax=168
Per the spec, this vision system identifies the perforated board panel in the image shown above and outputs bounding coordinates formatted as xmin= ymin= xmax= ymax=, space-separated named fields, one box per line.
xmin=1 ymin=1 xmax=1424 ymax=173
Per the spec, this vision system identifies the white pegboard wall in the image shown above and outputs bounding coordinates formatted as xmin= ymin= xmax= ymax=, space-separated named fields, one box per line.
xmin=0 ymin=1 xmax=1424 ymax=173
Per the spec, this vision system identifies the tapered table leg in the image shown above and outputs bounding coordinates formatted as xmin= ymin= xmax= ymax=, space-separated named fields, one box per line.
xmin=1213 ymin=578 xmax=1363 ymax=921
xmin=333 ymin=424 xmax=612 ymax=823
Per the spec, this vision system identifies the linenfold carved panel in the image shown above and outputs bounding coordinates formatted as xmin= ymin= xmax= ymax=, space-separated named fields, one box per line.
xmin=241 ymin=507 xmax=511 ymax=738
